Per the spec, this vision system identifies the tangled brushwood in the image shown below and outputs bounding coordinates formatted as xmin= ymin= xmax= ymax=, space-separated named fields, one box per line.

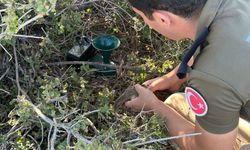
xmin=0 ymin=0 xmax=190 ymax=149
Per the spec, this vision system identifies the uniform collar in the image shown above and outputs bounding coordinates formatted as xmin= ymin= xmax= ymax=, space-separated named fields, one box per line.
xmin=196 ymin=0 xmax=225 ymax=38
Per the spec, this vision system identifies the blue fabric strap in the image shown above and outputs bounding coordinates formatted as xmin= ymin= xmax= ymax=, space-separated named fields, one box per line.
xmin=177 ymin=27 xmax=209 ymax=79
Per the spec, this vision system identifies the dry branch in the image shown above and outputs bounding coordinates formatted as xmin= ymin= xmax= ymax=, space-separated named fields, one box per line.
xmin=46 ymin=61 xmax=148 ymax=73
xmin=16 ymin=95 xmax=92 ymax=149
xmin=124 ymin=132 xmax=202 ymax=146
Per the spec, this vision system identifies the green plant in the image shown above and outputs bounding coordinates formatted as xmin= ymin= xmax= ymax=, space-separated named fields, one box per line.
xmin=0 ymin=0 xmax=188 ymax=149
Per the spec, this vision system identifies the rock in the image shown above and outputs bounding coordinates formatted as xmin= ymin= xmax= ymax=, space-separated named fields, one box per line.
xmin=114 ymin=85 xmax=171 ymax=112
xmin=114 ymin=86 xmax=138 ymax=111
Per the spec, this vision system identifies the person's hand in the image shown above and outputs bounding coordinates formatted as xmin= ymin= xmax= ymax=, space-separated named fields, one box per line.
xmin=143 ymin=64 xmax=190 ymax=92
xmin=125 ymin=84 xmax=159 ymax=112
xmin=143 ymin=76 xmax=168 ymax=92
xmin=143 ymin=75 xmax=180 ymax=92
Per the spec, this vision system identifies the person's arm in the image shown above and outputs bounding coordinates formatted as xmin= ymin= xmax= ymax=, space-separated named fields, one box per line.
xmin=154 ymin=100 xmax=238 ymax=150
xmin=144 ymin=57 xmax=194 ymax=92
xmin=126 ymin=85 xmax=238 ymax=150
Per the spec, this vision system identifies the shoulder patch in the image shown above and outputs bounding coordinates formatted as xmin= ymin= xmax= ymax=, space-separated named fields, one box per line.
xmin=185 ymin=87 xmax=208 ymax=117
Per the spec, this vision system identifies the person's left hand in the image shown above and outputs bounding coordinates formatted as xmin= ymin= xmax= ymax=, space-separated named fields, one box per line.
xmin=125 ymin=84 xmax=160 ymax=112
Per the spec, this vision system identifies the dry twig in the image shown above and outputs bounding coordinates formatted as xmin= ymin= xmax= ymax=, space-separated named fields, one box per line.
xmin=17 ymin=96 xmax=93 ymax=149
xmin=124 ymin=132 xmax=202 ymax=146
xmin=46 ymin=61 xmax=147 ymax=73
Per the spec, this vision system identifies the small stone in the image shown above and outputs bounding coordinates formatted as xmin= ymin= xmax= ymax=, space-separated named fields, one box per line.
xmin=114 ymin=86 xmax=138 ymax=111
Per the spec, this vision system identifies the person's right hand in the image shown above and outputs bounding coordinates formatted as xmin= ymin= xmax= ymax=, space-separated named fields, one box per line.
xmin=125 ymin=84 xmax=159 ymax=112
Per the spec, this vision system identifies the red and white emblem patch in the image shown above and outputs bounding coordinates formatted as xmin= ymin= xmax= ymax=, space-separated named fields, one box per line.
xmin=185 ymin=87 xmax=208 ymax=117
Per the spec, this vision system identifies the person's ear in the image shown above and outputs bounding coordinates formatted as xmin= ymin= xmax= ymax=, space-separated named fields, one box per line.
xmin=152 ymin=11 xmax=171 ymax=26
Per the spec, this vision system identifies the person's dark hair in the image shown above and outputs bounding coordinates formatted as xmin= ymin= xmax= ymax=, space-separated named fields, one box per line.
xmin=128 ymin=0 xmax=207 ymax=19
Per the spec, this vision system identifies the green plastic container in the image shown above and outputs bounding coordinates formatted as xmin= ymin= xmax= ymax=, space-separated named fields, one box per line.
xmin=91 ymin=35 xmax=120 ymax=76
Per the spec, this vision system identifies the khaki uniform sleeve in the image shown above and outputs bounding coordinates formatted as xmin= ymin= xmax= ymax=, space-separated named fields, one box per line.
xmin=188 ymin=70 xmax=244 ymax=134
